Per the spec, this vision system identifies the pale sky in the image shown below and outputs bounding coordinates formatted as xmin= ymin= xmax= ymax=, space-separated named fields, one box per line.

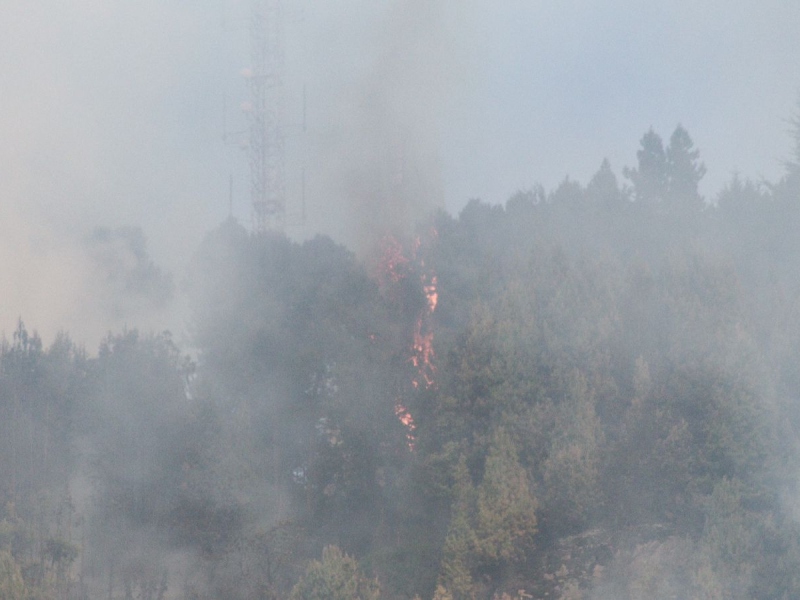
xmin=1 ymin=1 xmax=799 ymax=345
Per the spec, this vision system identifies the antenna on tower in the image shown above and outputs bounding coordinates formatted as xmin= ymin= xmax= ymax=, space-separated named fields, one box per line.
xmin=245 ymin=0 xmax=286 ymax=234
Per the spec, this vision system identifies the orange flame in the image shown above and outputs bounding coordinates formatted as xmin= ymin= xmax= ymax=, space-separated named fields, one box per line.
xmin=411 ymin=323 xmax=436 ymax=389
xmin=376 ymin=235 xmax=410 ymax=290
xmin=412 ymin=266 xmax=438 ymax=390
xmin=394 ymin=401 xmax=417 ymax=451
xmin=376 ymin=229 xmax=439 ymax=451
xmin=424 ymin=275 xmax=438 ymax=312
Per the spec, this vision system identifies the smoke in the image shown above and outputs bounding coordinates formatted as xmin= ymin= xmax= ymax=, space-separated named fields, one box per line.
xmin=0 ymin=2 xmax=224 ymax=347
xmin=2 ymin=1 xmax=798 ymax=346
xmin=0 ymin=217 xmax=177 ymax=348
xmin=0 ymin=205 xmax=82 ymax=343
xmin=302 ymin=0 xmax=462 ymax=254
xmin=0 ymin=0 xmax=465 ymax=344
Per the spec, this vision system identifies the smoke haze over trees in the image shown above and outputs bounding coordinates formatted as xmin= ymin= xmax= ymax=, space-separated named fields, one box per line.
xmin=4 ymin=2 xmax=800 ymax=599
xmin=3 ymin=117 xmax=800 ymax=598
xmin=2 ymin=2 xmax=800 ymax=346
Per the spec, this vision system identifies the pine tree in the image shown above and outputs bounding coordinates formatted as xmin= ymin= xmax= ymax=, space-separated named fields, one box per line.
xmin=0 ymin=551 xmax=27 ymax=600
xmin=666 ymin=124 xmax=706 ymax=202
xmin=289 ymin=545 xmax=380 ymax=600
xmin=475 ymin=428 xmax=538 ymax=567
xmin=438 ymin=456 xmax=478 ymax=600
xmin=586 ymin=158 xmax=623 ymax=204
xmin=624 ymin=129 xmax=668 ymax=203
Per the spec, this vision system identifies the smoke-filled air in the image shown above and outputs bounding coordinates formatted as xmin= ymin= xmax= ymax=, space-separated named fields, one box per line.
xmin=3 ymin=1 xmax=800 ymax=599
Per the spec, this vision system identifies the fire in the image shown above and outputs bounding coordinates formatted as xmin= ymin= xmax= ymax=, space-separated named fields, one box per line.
xmin=411 ymin=245 xmax=438 ymax=391
xmin=394 ymin=401 xmax=417 ymax=451
xmin=376 ymin=235 xmax=410 ymax=290
xmin=376 ymin=228 xmax=439 ymax=451
xmin=423 ymin=275 xmax=438 ymax=312
xmin=411 ymin=322 xmax=435 ymax=389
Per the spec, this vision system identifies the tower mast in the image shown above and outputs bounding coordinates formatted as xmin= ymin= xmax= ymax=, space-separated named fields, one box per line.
xmin=246 ymin=0 xmax=285 ymax=233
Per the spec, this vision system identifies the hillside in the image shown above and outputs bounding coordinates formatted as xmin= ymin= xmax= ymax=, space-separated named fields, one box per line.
xmin=3 ymin=125 xmax=800 ymax=599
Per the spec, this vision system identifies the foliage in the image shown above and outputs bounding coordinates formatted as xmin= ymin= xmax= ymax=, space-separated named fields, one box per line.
xmin=437 ymin=457 xmax=478 ymax=600
xmin=436 ymin=432 xmax=538 ymax=598
xmin=666 ymin=124 xmax=707 ymax=201
xmin=289 ymin=545 xmax=380 ymax=600
xmin=474 ymin=428 xmax=538 ymax=566
xmin=624 ymin=128 xmax=669 ymax=203
xmin=6 ymin=121 xmax=800 ymax=597
xmin=624 ymin=125 xmax=706 ymax=208
xmin=0 ymin=550 xmax=27 ymax=600
xmin=541 ymin=371 xmax=601 ymax=532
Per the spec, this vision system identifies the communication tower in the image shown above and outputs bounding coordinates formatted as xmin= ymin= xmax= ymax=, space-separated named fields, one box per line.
xmin=244 ymin=0 xmax=286 ymax=233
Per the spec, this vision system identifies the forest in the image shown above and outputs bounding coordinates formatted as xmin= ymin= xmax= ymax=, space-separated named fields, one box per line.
xmin=3 ymin=121 xmax=800 ymax=599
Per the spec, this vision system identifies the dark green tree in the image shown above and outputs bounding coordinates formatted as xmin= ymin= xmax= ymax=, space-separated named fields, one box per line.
xmin=624 ymin=128 xmax=668 ymax=203
xmin=289 ymin=545 xmax=380 ymax=600
xmin=586 ymin=158 xmax=624 ymax=205
xmin=0 ymin=550 xmax=26 ymax=600
xmin=666 ymin=124 xmax=706 ymax=202
xmin=474 ymin=427 xmax=538 ymax=568
xmin=541 ymin=371 xmax=601 ymax=532
xmin=437 ymin=456 xmax=478 ymax=600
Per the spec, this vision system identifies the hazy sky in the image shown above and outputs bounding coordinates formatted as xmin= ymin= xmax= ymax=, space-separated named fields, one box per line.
xmin=1 ymin=1 xmax=799 ymax=345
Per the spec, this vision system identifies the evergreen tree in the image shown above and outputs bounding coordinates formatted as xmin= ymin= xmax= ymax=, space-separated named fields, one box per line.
xmin=541 ymin=371 xmax=601 ymax=531
xmin=586 ymin=158 xmax=623 ymax=204
xmin=474 ymin=427 xmax=538 ymax=567
xmin=0 ymin=550 xmax=26 ymax=600
xmin=666 ymin=124 xmax=706 ymax=202
xmin=624 ymin=128 xmax=668 ymax=203
xmin=289 ymin=545 xmax=380 ymax=600
xmin=437 ymin=456 xmax=478 ymax=600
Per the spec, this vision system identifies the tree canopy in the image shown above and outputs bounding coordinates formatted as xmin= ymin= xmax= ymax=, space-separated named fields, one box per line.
xmin=4 ymin=120 xmax=800 ymax=598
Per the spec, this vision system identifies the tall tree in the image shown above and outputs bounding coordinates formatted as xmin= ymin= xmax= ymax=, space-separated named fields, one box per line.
xmin=624 ymin=128 xmax=668 ymax=203
xmin=0 ymin=551 xmax=27 ymax=600
xmin=586 ymin=158 xmax=624 ymax=204
xmin=666 ymin=124 xmax=706 ymax=202
xmin=289 ymin=545 xmax=380 ymax=600
xmin=474 ymin=427 xmax=538 ymax=568
xmin=437 ymin=456 xmax=478 ymax=600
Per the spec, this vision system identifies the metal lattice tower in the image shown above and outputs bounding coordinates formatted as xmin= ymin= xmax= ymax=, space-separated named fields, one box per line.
xmin=246 ymin=0 xmax=286 ymax=233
